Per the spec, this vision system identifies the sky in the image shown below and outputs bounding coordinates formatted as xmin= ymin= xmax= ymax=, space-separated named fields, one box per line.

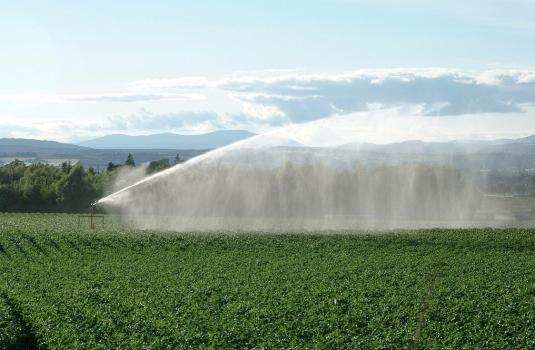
xmin=1 ymin=0 xmax=535 ymax=142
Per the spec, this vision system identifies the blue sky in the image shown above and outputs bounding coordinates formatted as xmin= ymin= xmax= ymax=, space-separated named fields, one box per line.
xmin=1 ymin=0 xmax=535 ymax=142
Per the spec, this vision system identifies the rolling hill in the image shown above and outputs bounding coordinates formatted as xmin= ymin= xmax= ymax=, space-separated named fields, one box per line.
xmin=3 ymin=133 xmax=535 ymax=174
xmin=77 ymin=130 xmax=255 ymax=149
xmin=0 ymin=138 xmax=90 ymax=153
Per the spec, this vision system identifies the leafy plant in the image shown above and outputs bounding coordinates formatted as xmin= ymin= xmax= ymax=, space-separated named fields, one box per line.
xmin=0 ymin=214 xmax=533 ymax=348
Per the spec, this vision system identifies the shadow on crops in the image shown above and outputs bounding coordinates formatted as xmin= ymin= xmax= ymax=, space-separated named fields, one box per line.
xmin=359 ymin=232 xmax=535 ymax=254
xmin=45 ymin=239 xmax=61 ymax=252
xmin=21 ymin=234 xmax=48 ymax=257
xmin=64 ymin=240 xmax=82 ymax=254
xmin=0 ymin=292 xmax=46 ymax=350
xmin=0 ymin=242 xmax=9 ymax=259
xmin=8 ymin=240 xmax=31 ymax=261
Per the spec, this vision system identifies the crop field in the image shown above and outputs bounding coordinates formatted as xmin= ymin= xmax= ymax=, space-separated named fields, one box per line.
xmin=0 ymin=214 xmax=534 ymax=349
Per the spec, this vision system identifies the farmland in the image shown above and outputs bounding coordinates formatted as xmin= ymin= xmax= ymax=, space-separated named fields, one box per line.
xmin=0 ymin=214 xmax=534 ymax=349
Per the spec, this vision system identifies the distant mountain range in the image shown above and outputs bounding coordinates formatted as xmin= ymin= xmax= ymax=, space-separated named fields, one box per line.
xmin=0 ymin=140 xmax=206 ymax=169
xmin=77 ymin=130 xmax=255 ymax=149
xmin=0 ymin=130 xmax=255 ymax=168
xmin=338 ymin=135 xmax=535 ymax=150
xmin=3 ymin=132 xmax=535 ymax=172
xmin=0 ymin=138 xmax=90 ymax=152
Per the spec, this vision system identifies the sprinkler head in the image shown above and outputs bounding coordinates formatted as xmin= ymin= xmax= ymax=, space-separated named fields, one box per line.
xmin=89 ymin=201 xmax=102 ymax=213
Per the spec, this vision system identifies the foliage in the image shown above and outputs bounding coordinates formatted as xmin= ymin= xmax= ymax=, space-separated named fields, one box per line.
xmin=125 ymin=153 xmax=135 ymax=167
xmin=0 ymin=161 xmax=108 ymax=213
xmin=175 ymin=153 xmax=182 ymax=164
xmin=484 ymin=171 xmax=535 ymax=195
xmin=0 ymin=154 xmax=169 ymax=213
xmin=147 ymin=158 xmax=171 ymax=174
xmin=0 ymin=213 xmax=533 ymax=348
xmin=106 ymin=162 xmax=120 ymax=172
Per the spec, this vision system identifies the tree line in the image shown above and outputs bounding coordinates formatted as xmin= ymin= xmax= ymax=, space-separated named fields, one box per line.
xmin=0 ymin=153 xmax=176 ymax=213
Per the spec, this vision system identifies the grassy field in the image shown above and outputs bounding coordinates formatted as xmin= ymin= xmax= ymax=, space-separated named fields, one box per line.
xmin=0 ymin=214 xmax=534 ymax=349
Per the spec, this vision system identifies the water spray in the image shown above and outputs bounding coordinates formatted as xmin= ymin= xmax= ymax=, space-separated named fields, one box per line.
xmin=93 ymin=111 xmax=527 ymax=231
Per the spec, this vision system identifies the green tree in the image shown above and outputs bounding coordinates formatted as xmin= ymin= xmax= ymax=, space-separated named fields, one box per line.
xmin=125 ymin=153 xmax=135 ymax=167
xmin=107 ymin=162 xmax=119 ymax=172
xmin=0 ymin=185 xmax=19 ymax=211
xmin=0 ymin=160 xmax=26 ymax=185
xmin=56 ymin=164 xmax=98 ymax=212
xmin=19 ymin=164 xmax=60 ymax=211
xmin=148 ymin=158 xmax=171 ymax=174
xmin=61 ymin=161 xmax=72 ymax=174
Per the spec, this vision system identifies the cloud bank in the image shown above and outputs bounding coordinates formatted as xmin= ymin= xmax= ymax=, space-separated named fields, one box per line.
xmin=0 ymin=92 xmax=204 ymax=103
xmin=130 ymin=68 xmax=535 ymax=123
xmin=3 ymin=68 xmax=535 ymax=141
xmin=0 ymin=110 xmax=228 ymax=142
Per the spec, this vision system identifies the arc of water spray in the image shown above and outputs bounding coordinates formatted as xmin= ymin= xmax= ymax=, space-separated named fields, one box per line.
xmin=94 ymin=111 xmax=487 ymax=230
xmin=97 ymin=109 xmax=471 ymax=207
xmin=96 ymin=129 xmax=288 ymax=206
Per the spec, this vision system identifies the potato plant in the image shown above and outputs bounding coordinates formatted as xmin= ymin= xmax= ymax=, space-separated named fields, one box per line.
xmin=0 ymin=213 xmax=533 ymax=349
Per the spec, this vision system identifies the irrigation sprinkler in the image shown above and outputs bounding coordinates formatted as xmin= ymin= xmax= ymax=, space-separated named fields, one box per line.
xmin=78 ymin=201 xmax=105 ymax=230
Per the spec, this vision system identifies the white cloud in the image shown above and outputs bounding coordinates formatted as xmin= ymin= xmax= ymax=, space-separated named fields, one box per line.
xmin=0 ymin=92 xmax=205 ymax=103
xmin=127 ymin=76 xmax=216 ymax=91
xmin=0 ymin=109 xmax=241 ymax=142
xmin=130 ymin=68 xmax=535 ymax=123
xmin=4 ymin=105 xmax=535 ymax=145
xmin=476 ymin=69 xmax=535 ymax=85
xmin=128 ymin=68 xmax=464 ymax=91
xmin=103 ymin=109 xmax=221 ymax=130
xmin=4 ymin=68 xmax=535 ymax=142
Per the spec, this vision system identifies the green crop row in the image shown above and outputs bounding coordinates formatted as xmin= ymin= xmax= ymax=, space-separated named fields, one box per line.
xmin=0 ymin=213 xmax=534 ymax=349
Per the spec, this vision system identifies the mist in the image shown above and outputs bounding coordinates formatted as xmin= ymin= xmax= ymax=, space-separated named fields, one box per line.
xmin=107 ymin=163 xmax=149 ymax=195
xmin=97 ymin=111 xmax=533 ymax=231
